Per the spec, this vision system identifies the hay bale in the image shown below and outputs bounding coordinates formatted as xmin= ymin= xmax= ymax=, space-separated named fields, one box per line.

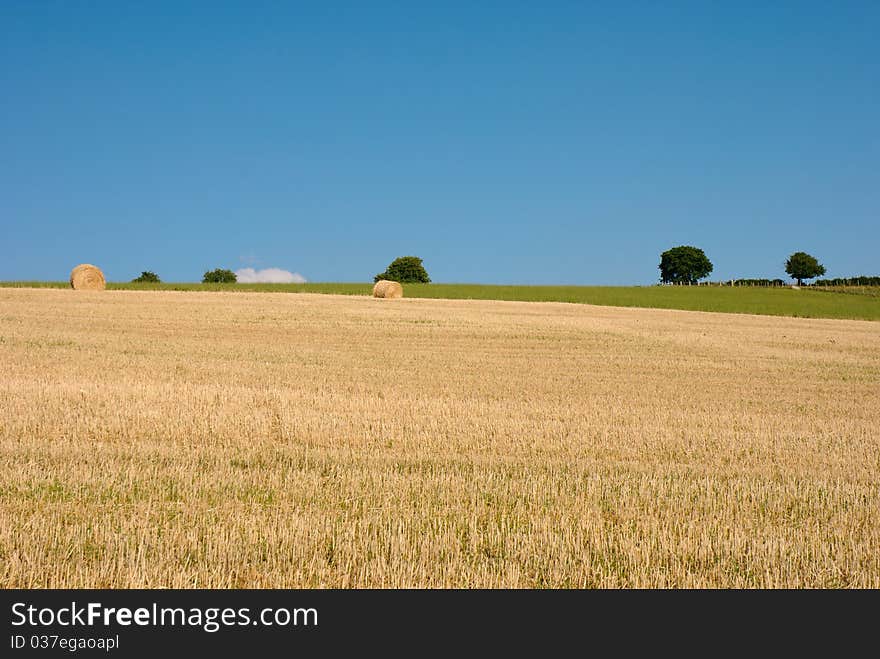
xmin=372 ymin=280 xmax=403 ymax=299
xmin=69 ymin=264 xmax=106 ymax=290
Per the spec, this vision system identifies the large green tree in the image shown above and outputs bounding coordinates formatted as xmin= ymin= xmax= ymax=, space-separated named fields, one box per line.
xmin=374 ymin=256 xmax=431 ymax=283
xmin=658 ymin=246 xmax=713 ymax=284
xmin=785 ymin=252 xmax=825 ymax=286
xmin=202 ymin=268 xmax=237 ymax=283
xmin=132 ymin=271 xmax=160 ymax=283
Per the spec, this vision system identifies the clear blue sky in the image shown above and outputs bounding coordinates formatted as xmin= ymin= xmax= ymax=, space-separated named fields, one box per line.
xmin=2 ymin=1 xmax=878 ymax=284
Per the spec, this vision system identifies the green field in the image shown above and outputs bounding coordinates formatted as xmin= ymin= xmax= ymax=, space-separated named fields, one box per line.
xmin=2 ymin=281 xmax=879 ymax=320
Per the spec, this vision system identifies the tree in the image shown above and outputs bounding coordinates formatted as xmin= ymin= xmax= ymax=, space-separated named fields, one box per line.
xmin=202 ymin=268 xmax=237 ymax=283
xmin=132 ymin=271 xmax=160 ymax=283
xmin=374 ymin=256 xmax=431 ymax=283
xmin=658 ymin=246 xmax=713 ymax=284
xmin=785 ymin=252 xmax=825 ymax=286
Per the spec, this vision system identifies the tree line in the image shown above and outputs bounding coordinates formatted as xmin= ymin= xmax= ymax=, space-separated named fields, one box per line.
xmin=132 ymin=253 xmax=874 ymax=288
xmin=658 ymin=246 xmax=857 ymax=286
xmin=130 ymin=258 xmax=433 ymax=285
xmin=814 ymin=276 xmax=880 ymax=287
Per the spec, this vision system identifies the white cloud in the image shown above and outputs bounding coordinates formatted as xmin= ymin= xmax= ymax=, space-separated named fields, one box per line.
xmin=235 ymin=267 xmax=307 ymax=284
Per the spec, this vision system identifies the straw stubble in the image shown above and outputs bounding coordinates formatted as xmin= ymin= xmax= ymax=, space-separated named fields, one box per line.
xmin=0 ymin=288 xmax=878 ymax=587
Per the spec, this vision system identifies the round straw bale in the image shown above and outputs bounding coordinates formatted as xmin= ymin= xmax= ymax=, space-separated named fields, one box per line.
xmin=69 ymin=264 xmax=106 ymax=290
xmin=372 ymin=279 xmax=403 ymax=299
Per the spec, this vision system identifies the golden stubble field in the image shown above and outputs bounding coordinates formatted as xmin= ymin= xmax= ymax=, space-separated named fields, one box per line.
xmin=1 ymin=288 xmax=878 ymax=587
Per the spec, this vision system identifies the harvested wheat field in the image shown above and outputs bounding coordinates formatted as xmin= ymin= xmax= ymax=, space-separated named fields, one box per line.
xmin=1 ymin=287 xmax=878 ymax=588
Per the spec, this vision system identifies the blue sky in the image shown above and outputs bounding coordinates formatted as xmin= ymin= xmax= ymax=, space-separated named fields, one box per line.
xmin=2 ymin=1 xmax=878 ymax=284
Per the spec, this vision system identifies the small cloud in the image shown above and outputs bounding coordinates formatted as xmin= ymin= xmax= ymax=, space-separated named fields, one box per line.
xmin=235 ymin=267 xmax=307 ymax=283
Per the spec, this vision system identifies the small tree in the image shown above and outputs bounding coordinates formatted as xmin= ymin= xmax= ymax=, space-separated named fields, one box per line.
xmin=202 ymin=268 xmax=237 ymax=283
xmin=659 ymin=246 xmax=713 ymax=284
xmin=132 ymin=271 xmax=160 ymax=283
xmin=785 ymin=252 xmax=825 ymax=286
xmin=374 ymin=256 xmax=431 ymax=283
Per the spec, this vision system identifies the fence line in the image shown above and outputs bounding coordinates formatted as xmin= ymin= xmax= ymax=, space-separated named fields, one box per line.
xmin=659 ymin=277 xmax=880 ymax=287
